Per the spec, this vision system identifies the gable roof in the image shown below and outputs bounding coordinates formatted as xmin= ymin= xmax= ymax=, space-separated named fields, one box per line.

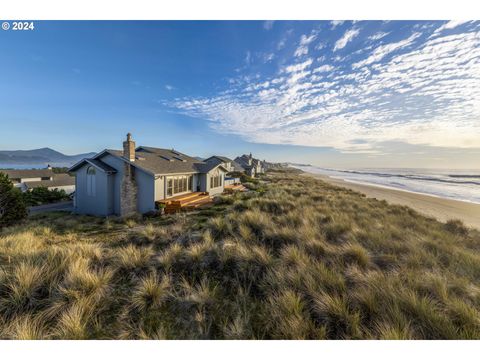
xmin=69 ymin=158 xmax=117 ymax=174
xmin=195 ymin=161 xmax=229 ymax=173
xmin=234 ymin=156 xmax=253 ymax=169
xmin=204 ymin=155 xmax=233 ymax=163
xmin=0 ymin=169 xmax=53 ymax=179
xmin=231 ymin=160 xmax=246 ymax=172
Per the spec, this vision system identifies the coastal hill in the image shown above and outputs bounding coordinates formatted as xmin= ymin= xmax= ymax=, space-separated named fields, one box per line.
xmin=0 ymin=148 xmax=95 ymax=168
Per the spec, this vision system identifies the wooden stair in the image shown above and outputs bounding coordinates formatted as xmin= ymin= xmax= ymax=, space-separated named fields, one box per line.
xmin=224 ymin=184 xmax=247 ymax=193
xmin=158 ymin=192 xmax=212 ymax=214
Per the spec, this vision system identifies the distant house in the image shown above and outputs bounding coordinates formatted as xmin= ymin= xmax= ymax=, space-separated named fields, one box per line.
xmin=0 ymin=167 xmax=75 ymax=194
xmin=234 ymin=153 xmax=265 ymax=177
xmin=68 ymin=134 xmax=228 ymax=217
xmin=204 ymin=155 xmax=244 ymax=173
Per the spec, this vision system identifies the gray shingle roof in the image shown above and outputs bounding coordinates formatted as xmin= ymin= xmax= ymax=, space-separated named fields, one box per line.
xmin=205 ymin=155 xmax=233 ymax=163
xmin=0 ymin=169 xmax=53 ymax=179
xmin=234 ymin=156 xmax=253 ymax=169
xmin=232 ymin=160 xmax=246 ymax=172
xmin=104 ymin=147 xmax=220 ymax=175
xmin=24 ymin=174 xmax=75 ymax=189
xmin=85 ymin=159 xmax=117 ymax=173
xmin=70 ymin=146 xmax=229 ymax=176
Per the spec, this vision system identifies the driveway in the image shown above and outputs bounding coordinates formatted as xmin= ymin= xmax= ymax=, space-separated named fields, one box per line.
xmin=29 ymin=201 xmax=74 ymax=214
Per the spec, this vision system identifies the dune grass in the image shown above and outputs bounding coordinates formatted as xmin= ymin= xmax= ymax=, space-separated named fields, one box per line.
xmin=1 ymin=168 xmax=479 ymax=339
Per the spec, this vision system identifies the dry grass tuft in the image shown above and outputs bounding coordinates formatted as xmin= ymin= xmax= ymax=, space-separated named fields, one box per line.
xmin=131 ymin=271 xmax=171 ymax=312
xmin=1 ymin=169 xmax=479 ymax=339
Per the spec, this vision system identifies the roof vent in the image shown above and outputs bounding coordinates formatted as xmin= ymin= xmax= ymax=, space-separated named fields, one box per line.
xmin=160 ymin=155 xmax=174 ymax=162
xmin=135 ymin=156 xmax=146 ymax=161
xmin=173 ymin=156 xmax=187 ymax=162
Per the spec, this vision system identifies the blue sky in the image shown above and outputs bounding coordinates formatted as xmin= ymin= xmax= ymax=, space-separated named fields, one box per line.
xmin=1 ymin=20 xmax=479 ymax=168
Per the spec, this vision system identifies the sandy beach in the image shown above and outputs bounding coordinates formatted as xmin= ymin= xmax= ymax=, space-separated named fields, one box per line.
xmin=303 ymin=172 xmax=480 ymax=230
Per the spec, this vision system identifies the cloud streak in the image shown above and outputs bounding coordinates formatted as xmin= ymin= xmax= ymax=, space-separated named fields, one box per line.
xmin=334 ymin=28 xmax=360 ymax=51
xmin=167 ymin=22 xmax=480 ymax=153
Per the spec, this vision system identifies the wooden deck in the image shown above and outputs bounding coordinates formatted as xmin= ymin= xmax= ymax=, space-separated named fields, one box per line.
xmin=157 ymin=192 xmax=212 ymax=214
xmin=224 ymin=184 xmax=248 ymax=193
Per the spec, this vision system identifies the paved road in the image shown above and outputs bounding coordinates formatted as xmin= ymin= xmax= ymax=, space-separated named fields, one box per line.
xmin=29 ymin=201 xmax=73 ymax=214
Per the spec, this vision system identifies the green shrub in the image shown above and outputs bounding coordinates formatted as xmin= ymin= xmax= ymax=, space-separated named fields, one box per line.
xmin=0 ymin=173 xmax=28 ymax=228
xmin=22 ymin=187 xmax=70 ymax=207
xmin=444 ymin=219 xmax=469 ymax=236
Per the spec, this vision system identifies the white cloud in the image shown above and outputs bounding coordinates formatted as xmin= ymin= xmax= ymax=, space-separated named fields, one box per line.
xmin=284 ymin=58 xmax=313 ymax=73
xmin=245 ymin=51 xmax=252 ymax=65
xmin=165 ymin=85 xmax=174 ymax=91
xmin=263 ymin=53 xmax=275 ymax=62
xmin=330 ymin=20 xmax=344 ymax=29
xmin=368 ymin=32 xmax=390 ymax=41
xmin=353 ymin=32 xmax=421 ymax=69
xmin=263 ymin=20 xmax=274 ymax=30
xmin=432 ymin=20 xmax=470 ymax=37
xmin=169 ymin=27 xmax=480 ymax=152
xmin=334 ymin=28 xmax=360 ymax=51
xmin=294 ymin=33 xmax=317 ymax=57
xmin=277 ymin=38 xmax=287 ymax=50
xmin=313 ymin=64 xmax=334 ymax=73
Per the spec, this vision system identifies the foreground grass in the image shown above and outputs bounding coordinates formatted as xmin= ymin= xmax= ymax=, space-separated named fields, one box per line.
xmin=1 ymin=169 xmax=480 ymax=339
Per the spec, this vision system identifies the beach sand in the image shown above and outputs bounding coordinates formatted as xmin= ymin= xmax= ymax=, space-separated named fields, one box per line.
xmin=303 ymin=172 xmax=480 ymax=230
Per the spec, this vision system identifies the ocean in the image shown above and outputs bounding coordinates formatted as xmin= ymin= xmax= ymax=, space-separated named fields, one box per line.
xmin=293 ymin=165 xmax=480 ymax=205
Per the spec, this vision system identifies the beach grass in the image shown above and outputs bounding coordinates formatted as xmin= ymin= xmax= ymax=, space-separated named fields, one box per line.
xmin=1 ymin=168 xmax=479 ymax=339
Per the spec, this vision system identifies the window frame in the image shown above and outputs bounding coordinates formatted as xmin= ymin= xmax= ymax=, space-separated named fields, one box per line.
xmin=165 ymin=175 xmax=194 ymax=198
xmin=210 ymin=169 xmax=222 ymax=189
xmin=86 ymin=166 xmax=96 ymax=196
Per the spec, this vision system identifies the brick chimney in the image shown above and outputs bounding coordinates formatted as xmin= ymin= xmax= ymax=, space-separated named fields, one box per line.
xmin=123 ymin=133 xmax=135 ymax=162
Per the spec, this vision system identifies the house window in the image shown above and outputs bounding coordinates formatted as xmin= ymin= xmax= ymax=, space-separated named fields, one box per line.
xmin=166 ymin=175 xmax=193 ymax=197
xmin=210 ymin=170 xmax=222 ymax=189
xmin=86 ymin=166 xmax=96 ymax=196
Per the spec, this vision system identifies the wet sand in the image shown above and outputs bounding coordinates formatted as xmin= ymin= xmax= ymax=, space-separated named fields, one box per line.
xmin=303 ymin=172 xmax=480 ymax=230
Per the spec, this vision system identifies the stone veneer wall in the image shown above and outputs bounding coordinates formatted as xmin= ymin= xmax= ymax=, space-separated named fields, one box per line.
xmin=120 ymin=162 xmax=138 ymax=217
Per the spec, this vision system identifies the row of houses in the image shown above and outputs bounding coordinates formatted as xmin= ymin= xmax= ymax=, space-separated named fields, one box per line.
xmin=1 ymin=134 xmax=271 ymax=216
xmin=67 ymin=133 xmax=268 ymax=217
xmin=0 ymin=166 xmax=75 ymax=194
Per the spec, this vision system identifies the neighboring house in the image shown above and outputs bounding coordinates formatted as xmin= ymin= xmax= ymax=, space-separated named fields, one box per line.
xmin=234 ymin=153 xmax=265 ymax=177
xmin=68 ymin=133 xmax=228 ymax=217
xmin=204 ymin=155 xmax=244 ymax=173
xmin=0 ymin=167 xmax=75 ymax=194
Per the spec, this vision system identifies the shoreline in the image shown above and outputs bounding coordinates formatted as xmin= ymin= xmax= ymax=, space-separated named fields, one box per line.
xmin=302 ymin=171 xmax=480 ymax=230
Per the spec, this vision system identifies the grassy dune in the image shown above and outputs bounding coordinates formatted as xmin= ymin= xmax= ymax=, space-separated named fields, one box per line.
xmin=1 ymin=168 xmax=480 ymax=339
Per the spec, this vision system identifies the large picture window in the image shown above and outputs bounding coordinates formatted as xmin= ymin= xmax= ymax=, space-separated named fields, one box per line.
xmin=166 ymin=175 xmax=193 ymax=197
xmin=210 ymin=170 xmax=222 ymax=189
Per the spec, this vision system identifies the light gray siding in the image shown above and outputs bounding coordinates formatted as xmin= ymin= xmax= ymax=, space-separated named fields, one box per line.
xmin=95 ymin=154 xmax=155 ymax=215
xmin=73 ymin=164 xmax=112 ymax=216
xmin=99 ymin=154 xmax=124 ymax=215
xmin=135 ymin=168 xmax=155 ymax=213
xmin=198 ymin=173 xmax=207 ymax=192
xmin=205 ymin=168 xmax=227 ymax=196
xmin=154 ymin=176 xmax=164 ymax=201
